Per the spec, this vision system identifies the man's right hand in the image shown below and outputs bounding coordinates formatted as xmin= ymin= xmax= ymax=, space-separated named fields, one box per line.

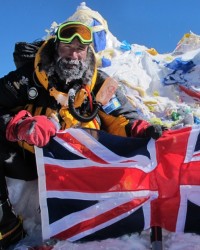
xmin=6 ymin=110 xmax=57 ymax=147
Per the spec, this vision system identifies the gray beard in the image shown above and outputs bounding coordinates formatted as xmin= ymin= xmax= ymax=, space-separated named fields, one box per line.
xmin=54 ymin=58 xmax=89 ymax=84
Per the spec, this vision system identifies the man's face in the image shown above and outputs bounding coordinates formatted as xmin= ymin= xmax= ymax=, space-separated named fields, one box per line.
xmin=57 ymin=38 xmax=89 ymax=61
xmin=54 ymin=38 xmax=90 ymax=83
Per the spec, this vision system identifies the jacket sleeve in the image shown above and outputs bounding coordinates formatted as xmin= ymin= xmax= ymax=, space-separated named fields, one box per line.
xmin=0 ymin=63 xmax=34 ymax=108
xmin=93 ymin=70 xmax=151 ymax=137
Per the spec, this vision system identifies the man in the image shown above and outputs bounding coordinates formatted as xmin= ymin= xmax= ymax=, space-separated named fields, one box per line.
xmin=0 ymin=21 xmax=163 ymax=249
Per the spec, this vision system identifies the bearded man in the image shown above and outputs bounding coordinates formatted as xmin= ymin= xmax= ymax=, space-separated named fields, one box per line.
xmin=0 ymin=21 xmax=163 ymax=249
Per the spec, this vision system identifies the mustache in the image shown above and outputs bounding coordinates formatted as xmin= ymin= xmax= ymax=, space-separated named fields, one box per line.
xmin=56 ymin=57 xmax=80 ymax=67
xmin=54 ymin=57 xmax=88 ymax=82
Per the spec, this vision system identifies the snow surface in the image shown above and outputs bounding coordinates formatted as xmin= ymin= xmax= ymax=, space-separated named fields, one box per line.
xmin=6 ymin=2 xmax=200 ymax=250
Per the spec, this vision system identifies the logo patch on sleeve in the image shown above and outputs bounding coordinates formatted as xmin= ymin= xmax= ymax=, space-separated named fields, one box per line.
xmin=102 ymin=96 xmax=121 ymax=114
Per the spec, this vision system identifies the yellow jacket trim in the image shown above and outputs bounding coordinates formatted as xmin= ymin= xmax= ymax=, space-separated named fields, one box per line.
xmin=98 ymin=110 xmax=128 ymax=137
xmin=34 ymin=39 xmax=52 ymax=90
xmin=59 ymin=108 xmax=100 ymax=130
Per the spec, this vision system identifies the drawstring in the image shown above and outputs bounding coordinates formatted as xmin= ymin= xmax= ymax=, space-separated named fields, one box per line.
xmin=84 ymin=85 xmax=99 ymax=129
xmin=84 ymin=85 xmax=93 ymax=111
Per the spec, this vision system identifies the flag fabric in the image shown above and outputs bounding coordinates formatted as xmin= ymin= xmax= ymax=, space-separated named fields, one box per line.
xmin=35 ymin=126 xmax=200 ymax=242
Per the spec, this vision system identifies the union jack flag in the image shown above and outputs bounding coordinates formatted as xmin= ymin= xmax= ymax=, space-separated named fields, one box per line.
xmin=35 ymin=126 xmax=200 ymax=242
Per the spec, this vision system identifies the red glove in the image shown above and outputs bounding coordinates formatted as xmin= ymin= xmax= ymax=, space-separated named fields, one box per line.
xmin=131 ymin=120 xmax=164 ymax=140
xmin=131 ymin=120 xmax=150 ymax=137
xmin=6 ymin=110 xmax=56 ymax=147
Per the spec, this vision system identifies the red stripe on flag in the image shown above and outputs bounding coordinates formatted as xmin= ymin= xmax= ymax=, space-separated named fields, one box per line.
xmin=56 ymin=132 xmax=108 ymax=164
xmin=155 ymin=127 xmax=191 ymax=197
xmin=45 ymin=164 xmax=154 ymax=192
xmin=151 ymin=195 xmax=181 ymax=231
xmin=181 ymin=161 xmax=200 ymax=185
xmin=53 ymin=197 xmax=149 ymax=240
xmin=151 ymin=127 xmax=191 ymax=231
xmin=192 ymin=152 xmax=200 ymax=157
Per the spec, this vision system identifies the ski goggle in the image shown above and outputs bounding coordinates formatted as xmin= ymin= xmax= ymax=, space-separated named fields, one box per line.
xmin=56 ymin=22 xmax=93 ymax=45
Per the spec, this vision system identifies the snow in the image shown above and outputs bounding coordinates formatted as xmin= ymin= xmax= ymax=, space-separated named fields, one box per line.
xmin=6 ymin=2 xmax=200 ymax=250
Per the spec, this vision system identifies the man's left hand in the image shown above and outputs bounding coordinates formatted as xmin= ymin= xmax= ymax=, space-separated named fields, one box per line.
xmin=145 ymin=124 xmax=166 ymax=140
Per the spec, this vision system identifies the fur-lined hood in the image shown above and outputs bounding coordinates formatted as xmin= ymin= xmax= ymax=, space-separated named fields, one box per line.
xmin=36 ymin=38 xmax=97 ymax=89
